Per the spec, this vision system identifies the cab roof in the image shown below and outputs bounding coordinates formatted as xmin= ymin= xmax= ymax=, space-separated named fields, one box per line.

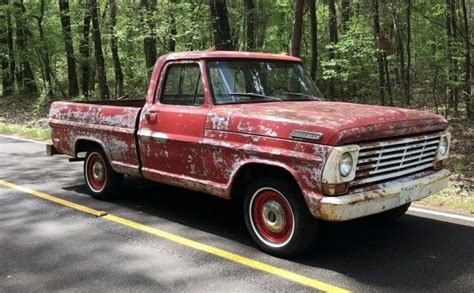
xmin=159 ymin=50 xmax=303 ymax=63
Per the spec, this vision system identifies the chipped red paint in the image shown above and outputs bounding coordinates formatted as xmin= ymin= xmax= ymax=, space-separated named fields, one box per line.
xmin=49 ymin=51 xmax=449 ymax=220
xmin=207 ymin=102 xmax=448 ymax=145
xmin=49 ymin=101 xmax=142 ymax=176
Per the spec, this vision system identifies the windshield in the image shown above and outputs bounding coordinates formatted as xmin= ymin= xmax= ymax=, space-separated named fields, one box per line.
xmin=207 ymin=60 xmax=324 ymax=104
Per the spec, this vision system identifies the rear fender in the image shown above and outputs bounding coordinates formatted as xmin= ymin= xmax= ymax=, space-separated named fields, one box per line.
xmin=74 ymin=137 xmax=111 ymax=162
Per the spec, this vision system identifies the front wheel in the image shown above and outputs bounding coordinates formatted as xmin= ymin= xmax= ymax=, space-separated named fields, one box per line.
xmin=243 ymin=177 xmax=318 ymax=257
xmin=84 ymin=149 xmax=123 ymax=200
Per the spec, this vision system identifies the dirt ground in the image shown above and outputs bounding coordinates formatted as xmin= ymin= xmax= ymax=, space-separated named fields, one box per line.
xmin=0 ymin=95 xmax=50 ymax=128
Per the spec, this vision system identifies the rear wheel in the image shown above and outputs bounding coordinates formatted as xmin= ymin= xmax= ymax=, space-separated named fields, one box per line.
xmin=84 ymin=149 xmax=123 ymax=200
xmin=243 ymin=176 xmax=318 ymax=257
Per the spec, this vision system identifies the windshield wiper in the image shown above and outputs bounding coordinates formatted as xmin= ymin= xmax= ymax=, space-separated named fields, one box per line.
xmin=282 ymin=92 xmax=323 ymax=101
xmin=231 ymin=93 xmax=282 ymax=102
xmin=217 ymin=93 xmax=282 ymax=104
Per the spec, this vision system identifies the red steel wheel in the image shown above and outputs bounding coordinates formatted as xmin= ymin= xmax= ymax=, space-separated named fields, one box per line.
xmin=243 ymin=175 xmax=318 ymax=257
xmin=85 ymin=152 xmax=107 ymax=192
xmin=83 ymin=149 xmax=123 ymax=200
xmin=249 ymin=188 xmax=295 ymax=248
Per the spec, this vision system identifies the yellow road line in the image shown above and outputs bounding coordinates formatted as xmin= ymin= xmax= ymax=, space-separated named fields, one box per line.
xmin=0 ymin=179 xmax=350 ymax=293
xmin=0 ymin=179 xmax=107 ymax=217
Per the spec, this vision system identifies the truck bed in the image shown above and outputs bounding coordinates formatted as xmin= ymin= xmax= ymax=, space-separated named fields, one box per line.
xmin=49 ymin=100 xmax=144 ymax=177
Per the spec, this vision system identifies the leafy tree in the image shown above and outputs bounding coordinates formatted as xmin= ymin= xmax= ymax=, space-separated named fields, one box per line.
xmin=0 ymin=0 xmax=470 ymax=120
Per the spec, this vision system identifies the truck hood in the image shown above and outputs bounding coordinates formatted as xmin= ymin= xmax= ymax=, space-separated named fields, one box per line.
xmin=206 ymin=101 xmax=448 ymax=145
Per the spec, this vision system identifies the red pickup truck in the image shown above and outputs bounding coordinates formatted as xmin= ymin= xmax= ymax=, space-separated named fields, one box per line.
xmin=48 ymin=51 xmax=451 ymax=256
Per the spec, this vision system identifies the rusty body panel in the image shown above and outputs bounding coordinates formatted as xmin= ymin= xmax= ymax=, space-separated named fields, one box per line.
xmin=49 ymin=51 xmax=450 ymax=220
xmin=49 ymin=101 xmax=142 ymax=176
xmin=206 ymin=101 xmax=448 ymax=145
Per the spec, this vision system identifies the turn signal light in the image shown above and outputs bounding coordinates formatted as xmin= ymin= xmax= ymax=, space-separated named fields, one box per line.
xmin=433 ymin=160 xmax=444 ymax=171
xmin=323 ymin=183 xmax=349 ymax=196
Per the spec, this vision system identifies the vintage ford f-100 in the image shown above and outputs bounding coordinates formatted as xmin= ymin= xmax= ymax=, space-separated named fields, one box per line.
xmin=47 ymin=51 xmax=450 ymax=256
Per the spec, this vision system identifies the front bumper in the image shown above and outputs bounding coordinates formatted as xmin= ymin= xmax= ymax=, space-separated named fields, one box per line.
xmin=318 ymin=169 xmax=450 ymax=221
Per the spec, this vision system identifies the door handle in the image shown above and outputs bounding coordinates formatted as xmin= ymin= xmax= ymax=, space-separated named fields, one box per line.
xmin=144 ymin=111 xmax=157 ymax=122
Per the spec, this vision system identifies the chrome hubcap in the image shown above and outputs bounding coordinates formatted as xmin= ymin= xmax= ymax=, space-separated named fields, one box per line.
xmin=261 ymin=200 xmax=286 ymax=233
xmin=92 ymin=161 xmax=105 ymax=182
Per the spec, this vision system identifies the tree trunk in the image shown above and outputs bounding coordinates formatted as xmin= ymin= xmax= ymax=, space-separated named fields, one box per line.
xmin=167 ymin=0 xmax=177 ymax=52
xmin=209 ymin=0 xmax=234 ymax=50
xmin=309 ymin=0 xmax=318 ymax=80
xmin=36 ymin=0 xmax=54 ymax=98
xmin=404 ymin=0 xmax=411 ymax=105
xmin=255 ymin=0 xmax=268 ymax=50
xmin=109 ymin=0 xmax=124 ymax=98
xmin=391 ymin=5 xmax=405 ymax=103
xmin=445 ymin=0 xmax=456 ymax=116
xmin=59 ymin=0 xmax=79 ymax=97
xmin=341 ymin=0 xmax=350 ymax=32
xmin=80 ymin=1 xmax=91 ymax=98
xmin=383 ymin=53 xmax=393 ymax=105
xmin=460 ymin=0 xmax=471 ymax=119
xmin=432 ymin=65 xmax=439 ymax=114
xmin=327 ymin=0 xmax=338 ymax=98
xmin=90 ymin=0 xmax=110 ymax=100
xmin=0 ymin=0 xmax=14 ymax=96
xmin=7 ymin=5 xmax=14 ymax=94
xmin=290 ymin=0 xmax=304 ymax=57
xmin=328 ymin=0 xmax=338 ymax=45
xmin=167 ymin=16 xmax=176 ymax=52
xmin=15 ymin=0 xmax=37 ymax=94
xmin=372 ymin=0 xmax=385 ymax=105
xmin=450 ymin=0 xmax=458 ymax=115
xmin=140 ymin=0 xmax=157 ymax=70
xmin=244 ymin=0 xmax=255 ymax=51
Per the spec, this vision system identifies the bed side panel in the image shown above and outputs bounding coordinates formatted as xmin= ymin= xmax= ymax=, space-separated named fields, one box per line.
xmin=49 ymin=101 xmax=141 ymax=176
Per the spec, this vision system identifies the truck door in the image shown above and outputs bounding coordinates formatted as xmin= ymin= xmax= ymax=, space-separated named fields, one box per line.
xmin=138 ymin=61 xmax=210 ymax=184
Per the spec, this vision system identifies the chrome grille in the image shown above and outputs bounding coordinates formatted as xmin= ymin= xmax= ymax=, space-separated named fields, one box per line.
xmin=351 ymin=133 xmax=441 ymax=186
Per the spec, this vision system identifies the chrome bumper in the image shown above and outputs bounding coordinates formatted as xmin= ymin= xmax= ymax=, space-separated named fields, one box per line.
xmin=318 ymin=169 xmax=450 ymax=221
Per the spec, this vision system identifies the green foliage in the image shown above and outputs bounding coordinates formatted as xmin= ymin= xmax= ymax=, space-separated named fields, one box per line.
xmin=421 ymin=186 xmax=474 ymax=214
xmin=0 ymin=122 xmax=50 ymax=140
xmin=322 ymin=27 xmax=375 ymax=78
xmin=0 ymin=0 xmax=471 ymax=117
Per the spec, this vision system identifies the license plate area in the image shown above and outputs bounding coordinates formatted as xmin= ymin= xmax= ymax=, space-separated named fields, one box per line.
xmin=400 ymin=183 xmax=423 ymax=204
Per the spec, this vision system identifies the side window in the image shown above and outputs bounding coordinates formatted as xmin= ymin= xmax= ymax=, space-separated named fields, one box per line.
xmin=161 ymin=64 xmax=204 ymax=105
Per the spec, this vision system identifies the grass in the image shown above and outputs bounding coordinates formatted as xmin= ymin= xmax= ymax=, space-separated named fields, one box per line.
xmin=452 ymin=160 xmax=469 ymax=174
xmin=418 ymin=185 xmax=474 ymax=215
xmin=0 ymin=122 xmax=51 ymax=141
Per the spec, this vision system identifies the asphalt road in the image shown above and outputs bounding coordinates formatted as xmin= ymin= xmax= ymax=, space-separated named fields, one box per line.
xmin=1 ymin=135 xmax=473 ymax=292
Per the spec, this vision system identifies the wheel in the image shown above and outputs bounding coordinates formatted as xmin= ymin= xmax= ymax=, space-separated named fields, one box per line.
xmin=374 ymin=203 xmax=411 ymax=222
xmin=243 ymin=176 xmax=318 ymax=257
xmin=84 ymin=149 xmax=123 ymax=200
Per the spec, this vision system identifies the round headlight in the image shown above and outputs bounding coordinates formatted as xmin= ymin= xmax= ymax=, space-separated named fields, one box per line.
xmin=339 ymin=152 xmax=353 ymax=178
xmin=438 ymin=136 xmax=448 ymax=156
